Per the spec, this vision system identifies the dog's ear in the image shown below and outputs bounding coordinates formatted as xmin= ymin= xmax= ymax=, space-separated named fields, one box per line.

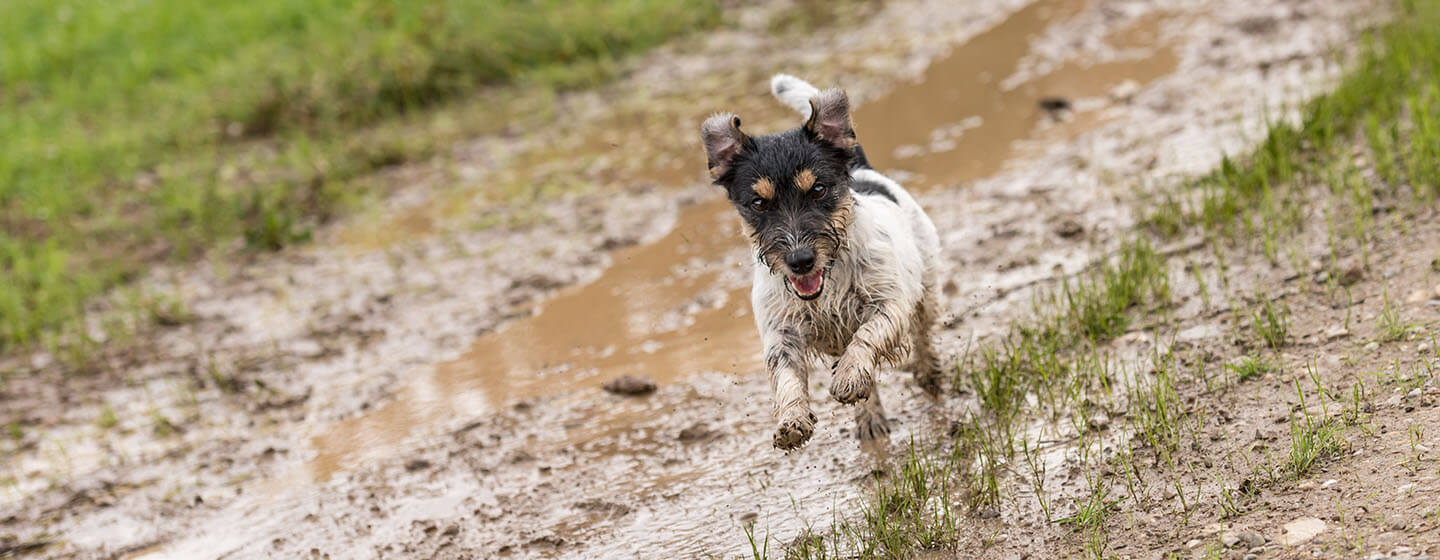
xmin=805 ymin=89 xmax=857 ymax=150
xmin=701 ymin=112 xmax=748 ymax=180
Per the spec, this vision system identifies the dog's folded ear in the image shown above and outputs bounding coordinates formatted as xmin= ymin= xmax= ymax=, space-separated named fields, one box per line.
xmin=805 ymin=89 xmax=857 ymax=150
xmin=701 ymin=113 xmax=748 ymax=180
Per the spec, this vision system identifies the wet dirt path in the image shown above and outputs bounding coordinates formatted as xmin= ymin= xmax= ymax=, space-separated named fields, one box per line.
xmin=302 ymin=0 xmax=1181 ymax=486
xmin=0 ymin=0 xmax=1377 ymax=557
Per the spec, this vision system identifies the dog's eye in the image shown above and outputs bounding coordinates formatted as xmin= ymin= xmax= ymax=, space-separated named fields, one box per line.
xmin=809 ymin=184 xmax=827 ymax=198
xmin=749 ymin=198 xmax=768 ymax=212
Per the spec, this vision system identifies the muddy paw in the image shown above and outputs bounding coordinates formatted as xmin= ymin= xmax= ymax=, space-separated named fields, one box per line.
xmin=829 ymin=368 xmax=873 ymax=404
xmin=855 ymin=412 xmax=891 ymax=443
xmin=773 ymin=412 xmax=817 ymax=450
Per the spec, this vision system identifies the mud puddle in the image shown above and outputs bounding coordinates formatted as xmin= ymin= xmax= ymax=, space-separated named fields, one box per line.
xmin=303 ymin=0 xmax=1180 ymax=484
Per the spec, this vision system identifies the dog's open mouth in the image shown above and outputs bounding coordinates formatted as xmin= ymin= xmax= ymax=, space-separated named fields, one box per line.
xmin=787 ymin=268 xmax=825 ymax=300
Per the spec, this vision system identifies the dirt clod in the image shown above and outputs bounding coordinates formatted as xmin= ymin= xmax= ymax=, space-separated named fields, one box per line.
xmin=602 ymin=375 xmax=657 ymax=396
xmin=677 ymin=422 xmax=715 ymax=442
xmin=1340 ymin=262 xmax=1366 ymax=286
xmin=1054 ymin=218 xmax=1085 ymax=239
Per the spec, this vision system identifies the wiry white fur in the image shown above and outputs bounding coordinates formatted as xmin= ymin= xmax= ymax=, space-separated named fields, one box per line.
xmin=753 ymin=74 xmax=943 ymax=451
xmin=770 ymin=73 xmax=820 ymax=120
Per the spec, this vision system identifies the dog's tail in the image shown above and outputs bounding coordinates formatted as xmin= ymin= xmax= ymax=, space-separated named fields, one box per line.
xmin=770 ymin=73 xmax=873 ymax=170
xmin=770 ymin=74 xmax=820 ymax=120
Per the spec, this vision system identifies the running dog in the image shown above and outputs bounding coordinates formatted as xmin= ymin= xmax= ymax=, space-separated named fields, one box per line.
xmin=700 ymin=74 xmax=943 ymax=450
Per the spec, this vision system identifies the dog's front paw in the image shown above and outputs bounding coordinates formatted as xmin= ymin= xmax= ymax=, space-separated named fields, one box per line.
xmin=830 ymin=364 xmax=874 ymax=404
xmin=773 ymin=411 xmax=817 ymax=450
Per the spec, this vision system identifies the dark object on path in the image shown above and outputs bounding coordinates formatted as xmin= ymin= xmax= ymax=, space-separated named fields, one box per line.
xmin=1054 ymin=217 xmax=1084 ymax=239
xmin=1038 ymin=96 xmax=1072 ymax=113
xmin=603 ymin=375 xmax=657 ymax=396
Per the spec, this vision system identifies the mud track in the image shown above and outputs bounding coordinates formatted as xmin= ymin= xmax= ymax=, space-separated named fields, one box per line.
xmin=0 ymin=0 xmax=1389 ymax=557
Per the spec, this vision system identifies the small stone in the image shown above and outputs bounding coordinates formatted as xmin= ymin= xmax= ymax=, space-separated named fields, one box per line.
xmin=1321 ymin=479 xmax=1338 ymax=488
xmin=1281 ymin=517 xmax=1326 ymax=546
xmin=603 ymin=375 xmax=657 ymax=396
xmin=404 ymin=458 xmax=432 ymax=472
xmin=1039 ymin=97 xmax=1072 ymax=113
xmin=677 ymin=422 xmax=714 ymax=442
xmin=1398 ymin=482 xmax=1416 ymax=493
xmin=1243 ymin=555 xmax=1257 ymax=560
xmin=1408 ymin=388 xmax=1423 ymax=399
xmin=1324 ymin=327 xmax=1350 ymax=340
xmin=1408 ymin=290 xmax=1432 ymax=304
xmin=1110 ymin=79 xmax=1141 ymax=103
xmin=1222 ymin=530 xmax=1266 ymax=549
xmin=1185 ymin=539 xmax=1203 ymax=549
xmin=1055 ymin=218 xmax=1084 ymax=239
xmin=1365 ymin=342 xmax=1381 ymax=352
xmin=1339 ymin=263 xmax=1365 ymax=286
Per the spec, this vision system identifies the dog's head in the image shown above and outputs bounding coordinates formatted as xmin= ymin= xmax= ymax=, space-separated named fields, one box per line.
xmin=701 ymin=89 xmax=859 ymax=301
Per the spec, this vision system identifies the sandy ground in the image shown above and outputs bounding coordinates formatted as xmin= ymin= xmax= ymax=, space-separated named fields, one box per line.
xmin=4 ymin=0 xmax=1426 ymax=558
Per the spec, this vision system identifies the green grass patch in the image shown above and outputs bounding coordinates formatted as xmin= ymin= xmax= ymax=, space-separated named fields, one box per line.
xmin=0 ymin=0 xmax=722 ymax=353
xmin=1152 ymin=0 xmax=1440 ymax=240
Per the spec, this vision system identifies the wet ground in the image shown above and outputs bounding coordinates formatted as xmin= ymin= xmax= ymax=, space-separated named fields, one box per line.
xmin=0 ymin=0 xmax=1386 ymax=557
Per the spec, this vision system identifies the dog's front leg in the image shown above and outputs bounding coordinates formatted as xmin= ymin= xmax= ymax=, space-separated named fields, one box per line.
xmin=764 ymin=326 xmax=815 ymax=450
xmin=830 ymin=302 xmax=912 ymax=404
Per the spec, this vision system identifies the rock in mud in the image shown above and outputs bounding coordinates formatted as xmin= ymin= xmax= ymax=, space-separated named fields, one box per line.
xmin=603 ymin=375 xmax=657 ymax=396
xmin=404 ymin=459 xmax=431 ymax=472
xmin=1221 ymin=530 xmax=1266 ymax=549
xmin=1038 ymin=97 xmax=1072 ymax=113
xmin=677 ymin=422 xmax=715 ymax=442
xmin=1280 ymin=517 xmax=1326 ymax=546
xmin=1339 ymin=262 xmax=1365 ymax=286
xmin=1054 ymin=217 xmax=1085 ymax=239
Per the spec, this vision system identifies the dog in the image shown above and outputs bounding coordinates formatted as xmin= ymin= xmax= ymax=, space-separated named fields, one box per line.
xmin=700 ymin=74 xmax=943 ymax=450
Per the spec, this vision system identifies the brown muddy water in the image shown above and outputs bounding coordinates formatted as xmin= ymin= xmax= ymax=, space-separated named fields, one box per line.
xmin=303 ymin=0 xmax=1180 ymax=484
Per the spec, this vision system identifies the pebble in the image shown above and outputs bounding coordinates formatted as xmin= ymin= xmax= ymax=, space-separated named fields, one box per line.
xmin=1324 ymin=327 xmax=1350 ymax=340
xmin=1222 ymin=530 xmax=1267 ymax=549
xmin=602 ymin=375 xmax=657 ymax=396
xmin=1321 ymin=478 xmax=1338 ymax=488
xmin=1408 ymin=388 xmax=1423 ymax=399
xmin=1365 ymin=342 xmax=1381 ymax=352
xmin=1407 ymin=289 xmax=1431 ymax=304
xmin=1281 ymin=517 xmax=1326 ymax=546
xmin=1340 ymin=263 xmax=1365 ymax=286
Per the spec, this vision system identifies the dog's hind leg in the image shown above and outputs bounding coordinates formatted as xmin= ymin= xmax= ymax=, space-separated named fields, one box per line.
xmin=908 ymin=285 xmax=944 ymax=397
xmin=765 ymin=327 xmax=816 ymax=450
xmin=853 ymin=388 xmax=891 ymax=444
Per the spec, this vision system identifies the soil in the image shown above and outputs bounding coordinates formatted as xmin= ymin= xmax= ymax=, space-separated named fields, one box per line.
xmin=5 ymin=0 xmax=1428 ymax=558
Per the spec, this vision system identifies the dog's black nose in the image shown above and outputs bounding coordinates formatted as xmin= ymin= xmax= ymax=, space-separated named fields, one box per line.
xmin=785 ymin=248 xmax=817 ymax=273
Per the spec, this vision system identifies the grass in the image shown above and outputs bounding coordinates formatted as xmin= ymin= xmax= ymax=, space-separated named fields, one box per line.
xmin=0 ymin=0 xmax=723 ymax=353
xmin=1227 ymin=355 xmax=1277 ymax=382
xmin=1250 ymin=299 xmax=1291 ymax=350
xmin=1155 ymin=0 xmax=1440 ymax=242
xmin=772 ymin=440 xmax=963 ymax=560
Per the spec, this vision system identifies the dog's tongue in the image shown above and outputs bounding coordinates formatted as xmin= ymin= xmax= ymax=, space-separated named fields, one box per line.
xmin=790 ymin=269 xmax=823 ymax=296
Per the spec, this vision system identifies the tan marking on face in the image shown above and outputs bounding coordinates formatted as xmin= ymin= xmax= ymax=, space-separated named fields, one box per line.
xmin=794 ymin=169 xmax=817 ymax=192
xmin=752 ymin=177 xmax=775 ymax=200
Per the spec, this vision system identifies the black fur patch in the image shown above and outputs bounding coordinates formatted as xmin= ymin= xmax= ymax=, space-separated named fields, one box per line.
xmin=710 ymin=127 xmax=854 ymax=274
xmin=851 ymin=179 xmax=897 ymax=203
